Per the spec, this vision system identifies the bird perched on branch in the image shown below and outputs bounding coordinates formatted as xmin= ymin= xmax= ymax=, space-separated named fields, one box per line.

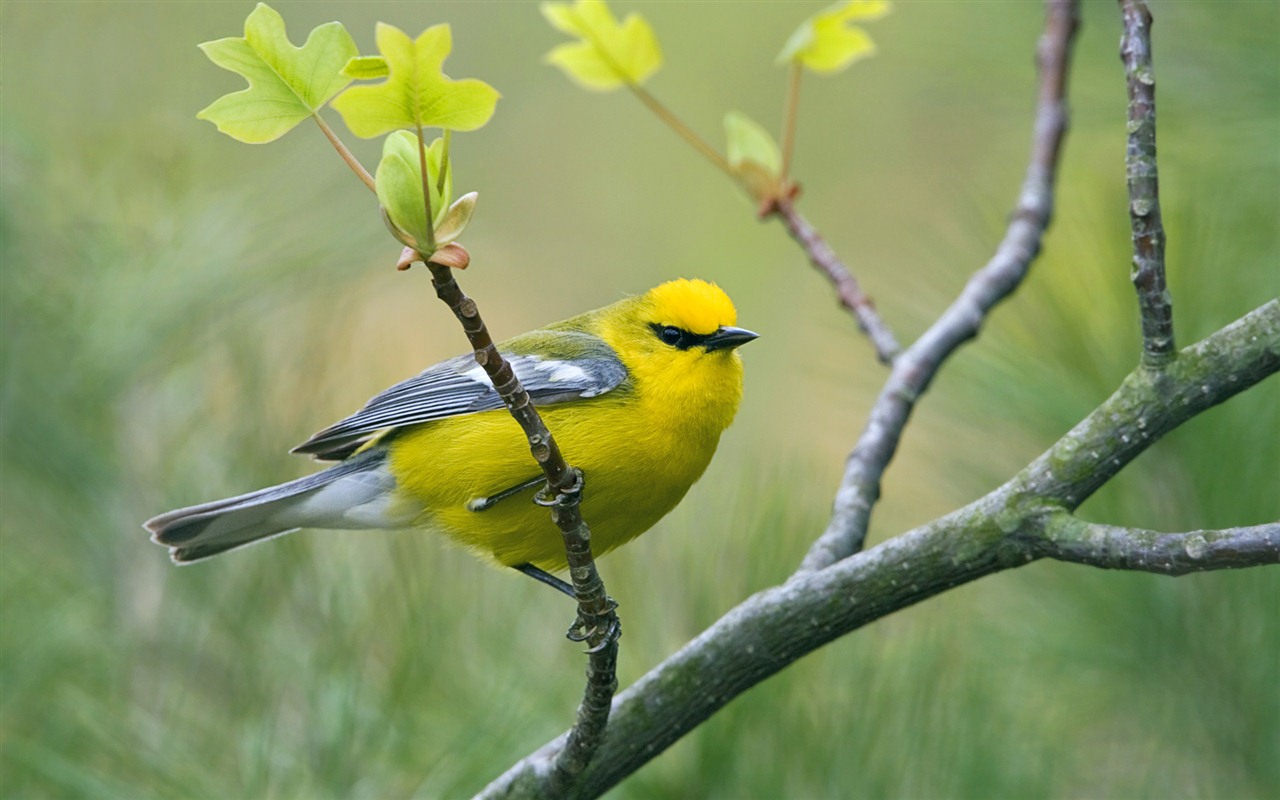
xmin=145 ymin=279 xmax=756 ymax=586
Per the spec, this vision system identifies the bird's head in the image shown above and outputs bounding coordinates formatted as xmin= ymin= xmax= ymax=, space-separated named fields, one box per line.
xmin=599 ymin=279 xmax=757 ymax=428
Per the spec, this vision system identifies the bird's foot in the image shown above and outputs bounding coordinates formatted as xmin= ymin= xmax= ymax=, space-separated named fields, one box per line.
xmin=566 ymin=596 xmax=621 ymax=653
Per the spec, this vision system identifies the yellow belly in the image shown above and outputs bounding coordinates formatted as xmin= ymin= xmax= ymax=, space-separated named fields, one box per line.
xmin=385 ymin=395 xmax=724 ymax=571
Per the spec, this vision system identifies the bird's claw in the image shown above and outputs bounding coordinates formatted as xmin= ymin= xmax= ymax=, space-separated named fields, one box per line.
xmin=534 ymin=469 xmax=585 ymax=508
xmin=566 ymin=597 xmax=620 ymax=652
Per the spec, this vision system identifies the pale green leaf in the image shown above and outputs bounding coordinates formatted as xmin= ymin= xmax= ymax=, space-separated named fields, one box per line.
xmin=376 ymin=132 xmax=454 ymax=253
xmin=434 ymin=192 xmax=478 ymax=245
xmin=540 ymin=0 xmax=662 ymax=91
xmin=543 ymin=0 xmax=616 ymax=37
xmin=724 ymin=112 xmax=783 ymax=201
xmin=778 ymin=0 xmax=891 ymax=75
xmin=196 ymin=3 xmax=358 ymax=143
xmin=725 ymin=112 xmax=781 ymax=175
xmin=331 ymin=23 xmax=501 ymax=138
xmin=343 ymin=56 xmax=389 ymax=80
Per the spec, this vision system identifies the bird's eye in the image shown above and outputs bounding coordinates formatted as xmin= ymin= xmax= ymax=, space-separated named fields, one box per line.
xmin=651 ymin=322 xmax=708 ymax=350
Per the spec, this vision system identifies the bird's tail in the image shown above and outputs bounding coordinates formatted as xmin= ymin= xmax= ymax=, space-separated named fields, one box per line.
xmin=144 ymin=448 xmax=411 ymax=564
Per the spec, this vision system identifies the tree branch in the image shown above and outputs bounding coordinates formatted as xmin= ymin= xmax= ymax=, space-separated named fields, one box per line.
xmin=478 ymin=3 xmax=1270 ymax=796
xmin=771 ymin=198 xmax=901 ymax=363
xmin=1038 ymin=515 xmax=1280 ymax=576
xmin=1009 ymin=300 xmax=1279 ymax=511
xmin=798 ymin=0 xmax=1080 ymax=572
xmin=479 ymin=297 xmax=1279 ymax=799
xmin=1119 ymin=0 xmax=1175 ymax=368
xmin=422 ymin=261 xmax=619 ymax=788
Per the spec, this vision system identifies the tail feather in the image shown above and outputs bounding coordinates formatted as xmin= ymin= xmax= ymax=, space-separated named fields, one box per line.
xmin=144 ymin=448 xmax=410 ymax=564
xmin=167 ymin=527 xmax=303 ymax=564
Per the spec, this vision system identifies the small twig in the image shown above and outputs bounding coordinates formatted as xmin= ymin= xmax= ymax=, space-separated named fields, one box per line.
xmin=1119 ymin=0 xmax=1175 ymax=368
xmin=422 ymin=262 xmax=619 ymax=787
xmin=797 ymin=0 xmax=1080 ymax=572
xmin=771 ymin=198 xmax=900 ymax=363
xmin=616 ymin=48 xmax=896 ymax=367
xmin=421 ymin=264 xmax=575 ymax=490
xmin=629 ymin=74 xmax=899 ymax=364
xmin=311 ymin=114 xmax=376 ymax=193
xmin=1038 ymin=515 xmax=1280 ymax=576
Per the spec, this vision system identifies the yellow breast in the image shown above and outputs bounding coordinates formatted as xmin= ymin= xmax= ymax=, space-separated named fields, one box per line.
xmin=386 ymin=352 xmax=743 ymax=571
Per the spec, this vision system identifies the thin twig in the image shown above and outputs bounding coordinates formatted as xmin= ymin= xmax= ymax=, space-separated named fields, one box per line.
xmin=771 ymin=199 xmax=900 ymax=363
xmin=311 ymin=113 xmax=376 ymax=193
xmin=631 ymin=76 xmax=900 ymax=363
xmin=1119 ymin=0 xmax=1175 ymax=368
xmin=622 ymin=48 xmax=897 ymax=366
xmin=797 ymin=0 xmax=1080 ymax=572
xmin=480 ymin=299 xmax=1280 ymax=800
xmin=422 ymin=262 xmax=619 ymax=789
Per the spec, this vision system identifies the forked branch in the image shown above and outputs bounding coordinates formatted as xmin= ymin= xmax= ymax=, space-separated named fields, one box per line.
xmin=479 ymin=2 xmax=1272 ymax=797
xmin=799 ymin=0 xmax=1080 ymax=571
xmin=481 ymin=300 xmax=1278 ymax=800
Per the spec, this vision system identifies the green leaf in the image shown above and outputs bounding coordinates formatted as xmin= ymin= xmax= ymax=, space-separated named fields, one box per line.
xmin=541 ymin=0 xmax=662 ymax=91
xmin=724 ymin=112 xmax=783 ymax=201
xmin=725 ymin=112 xmax=782 ymax=176
xmin=343 ymin=56 xmax=389 ymax=80
xmin=434 ymin=192 xmax=478 ymax=245
xmin=196 ymin=3 xmax=358 ymax=143
xmin=778 ymin=0 xmax=891 ymax=75
xmin=331 ymin=23 xmax=500 ymax=138
xmin=376 ymin=131 xmax=454 ymax=253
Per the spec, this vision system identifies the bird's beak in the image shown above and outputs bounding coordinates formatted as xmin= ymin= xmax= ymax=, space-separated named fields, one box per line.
xmin=704 ymin=326 xmax=759 ymax=352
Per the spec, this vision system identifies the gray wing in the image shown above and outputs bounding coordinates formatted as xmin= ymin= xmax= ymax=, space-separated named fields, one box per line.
xmin=293 ymin=332 xmax=628 ymax=460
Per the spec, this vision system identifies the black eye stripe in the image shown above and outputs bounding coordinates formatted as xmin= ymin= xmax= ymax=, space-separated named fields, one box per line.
xmin=650 ymin=323 xmax=710 ymax=351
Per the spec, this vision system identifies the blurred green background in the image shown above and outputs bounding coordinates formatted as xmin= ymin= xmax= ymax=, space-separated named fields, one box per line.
xmin=2 ymin=1 xmax=1277 ymax=797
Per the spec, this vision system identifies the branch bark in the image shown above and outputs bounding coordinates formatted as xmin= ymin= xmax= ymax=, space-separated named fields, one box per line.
xmin=422 ymin=261 xmax=619 ymax=788
xmin=770 ymin=198 xmax=901 ymax=363
xmin=1119 ymin=0 xmax=1175 ymax=367
xmin=1037 ymin=516 xmax=1280 ymax=575
xmin=798 ymin=0 xmax=1080 ymax=571
xmin=479 ymin=300 xmax=1279 ymax=799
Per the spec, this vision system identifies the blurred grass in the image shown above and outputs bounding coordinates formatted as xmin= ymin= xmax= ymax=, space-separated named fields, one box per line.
xmin=2 ymin=1 xmax=1277 ymax=798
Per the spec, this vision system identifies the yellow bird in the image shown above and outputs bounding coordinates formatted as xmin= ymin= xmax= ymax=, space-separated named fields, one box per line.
xmin=145 ymin=279 xmax=756 ymax=589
